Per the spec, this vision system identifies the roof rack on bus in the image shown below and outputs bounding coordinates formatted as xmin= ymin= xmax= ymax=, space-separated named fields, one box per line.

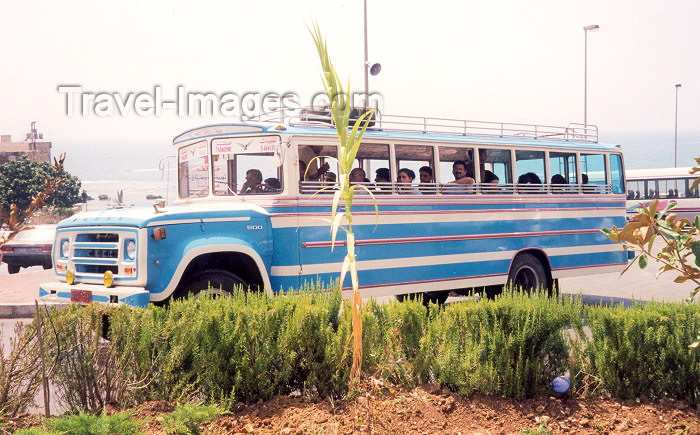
xmin=251 ymin=107 xmax=598 ymax=142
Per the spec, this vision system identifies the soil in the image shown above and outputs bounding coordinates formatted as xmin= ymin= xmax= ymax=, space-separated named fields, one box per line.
xmin=3 ymin=384 xmax=700 ymax=434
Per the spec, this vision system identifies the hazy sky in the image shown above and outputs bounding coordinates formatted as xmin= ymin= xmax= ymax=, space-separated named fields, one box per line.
xmin=1 ymin=0 xmax=698 ymax=154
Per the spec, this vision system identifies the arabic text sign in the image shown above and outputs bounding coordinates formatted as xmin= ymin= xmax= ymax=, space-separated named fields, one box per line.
xmin=212 ymin=136 xmax=279 ymax=155
xmin=179 ymin=141 xmax=208 ymax=162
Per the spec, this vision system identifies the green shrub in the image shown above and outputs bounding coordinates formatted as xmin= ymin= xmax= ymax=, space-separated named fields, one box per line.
xmin=109 ymin=286 xmax=344 ymax=406
xmin=0 ymin=320 xmax=42 ymax=417
xmin=45 ymin=411 xmax=143 ymax=435
xmin=43 ymin=304 xmax=136 ymax=413
xmin=14 ymin=428 xmax=61 ymax=435
xmin=160 ymin=403 xmax=224 ymax=435
xmin=420 ymin=290 xmax=582 ymax=398
xmin=36 ymin=285 xmax=700 ymax=409
xmin=361 ymin=298 xmax=429 ymax=386
xmin=574 ymin=301 xmax=700 ymax=403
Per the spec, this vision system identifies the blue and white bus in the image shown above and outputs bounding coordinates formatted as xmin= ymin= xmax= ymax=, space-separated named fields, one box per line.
xmin=626 ymin=167 xmax=700 ymax=220
xmin=39 ymin=108 xmax=629 ymax=307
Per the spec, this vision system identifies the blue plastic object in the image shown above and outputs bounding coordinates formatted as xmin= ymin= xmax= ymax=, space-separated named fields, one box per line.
xmin=552 ymin=376 xmax=571 ymax=394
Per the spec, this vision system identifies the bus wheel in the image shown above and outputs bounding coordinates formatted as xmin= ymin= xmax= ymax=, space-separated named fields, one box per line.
xmin=175 ymin=269 xmax=246 ymax=300
xmin=507 ymin=254 xmax=547 ymax=292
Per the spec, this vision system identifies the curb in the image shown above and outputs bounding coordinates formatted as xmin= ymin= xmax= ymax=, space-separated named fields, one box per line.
xmin=0 ymin=303 xmax=70 ymax=319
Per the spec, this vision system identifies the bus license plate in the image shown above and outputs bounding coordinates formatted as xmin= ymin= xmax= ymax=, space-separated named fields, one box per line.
xmin=71 ymin=289 xmax=92 ymax=304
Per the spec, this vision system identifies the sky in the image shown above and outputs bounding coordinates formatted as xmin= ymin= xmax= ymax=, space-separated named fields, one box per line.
xmin=1 ymin=0 xmax=698 ymax=164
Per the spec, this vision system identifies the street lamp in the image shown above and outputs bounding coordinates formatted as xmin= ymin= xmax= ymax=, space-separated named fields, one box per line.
xmin=363 ymin=0 xmax=369 ymax=109
xmin=363 ymin=0 xmax=380 ymax=110
xmin=583 ymin=24 xmax=599 ymax=127
xmin=674 ymin=83 xmax=682 ymax=168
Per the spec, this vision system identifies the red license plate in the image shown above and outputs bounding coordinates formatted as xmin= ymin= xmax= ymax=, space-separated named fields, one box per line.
xmin=71 ymin=289 xmax=92 ymax=304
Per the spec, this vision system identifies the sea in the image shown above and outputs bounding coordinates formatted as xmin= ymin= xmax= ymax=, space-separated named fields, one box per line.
xmin=55 ymin=130 xmax=699 ymax=210
xmin=57 ymin=140 xmax=177 ymax=209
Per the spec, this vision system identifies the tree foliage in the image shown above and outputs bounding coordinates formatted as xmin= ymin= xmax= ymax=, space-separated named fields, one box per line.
xmin=0 ymin=156 xmax=84 ymax=224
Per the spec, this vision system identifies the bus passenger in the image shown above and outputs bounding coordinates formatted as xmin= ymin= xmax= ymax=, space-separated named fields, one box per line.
xmin=397 ymin=168 xmax=421 ymax=194
xmin=484 ymin=171 xmax=499 ymax=183
xmin=240 ymin=169 xmax=264 ymax=194
xmin=349 ymin=168 xmax=366 ymax=184
xmin=323 ymin=172 xmax=337 ymax=186
xmin=375 ymin=168 xmax=391 ymax=192
xmin=478 ymin=150 xmax=499 ymax=184
xmin=419 ymin=166 xmax=434 ymax=193
xmin=581 ymin=173 xmax=597 ymax=194
xmin=263 ymin=177 xmax=281 ymax=192
xmin=517 ymin=172 xmax=542 ymax=194
xmin=551 ymin=174 xmax=567 ymax=194
xmin=419 ymin=166 xmax=433 ymax=183
xmin=299 ymin=159 xmax=330 ymax=181
xmin=443 ymin=160 xmax=475 ymax=193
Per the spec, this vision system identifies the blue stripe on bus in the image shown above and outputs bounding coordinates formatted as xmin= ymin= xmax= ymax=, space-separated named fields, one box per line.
xmin=269 ymin=250 xmax=627 ymax=292
xmin=296 ymin=234 xmax=617 ymax=265
xmin=268 ymin=216 xmax=626 ymax=266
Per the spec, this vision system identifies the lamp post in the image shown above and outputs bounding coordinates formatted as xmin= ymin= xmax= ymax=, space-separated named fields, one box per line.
xmin=363 ymin=0 xmax=369 ymax=109
xmin=674 ymin=83 xmax=682 ymax=168
xmin=583 ymin=24 xmax=599 ymax=127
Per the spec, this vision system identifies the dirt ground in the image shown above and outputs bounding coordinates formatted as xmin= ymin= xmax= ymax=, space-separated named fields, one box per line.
xmin=5 ymin=383 xmax=700 ymax=434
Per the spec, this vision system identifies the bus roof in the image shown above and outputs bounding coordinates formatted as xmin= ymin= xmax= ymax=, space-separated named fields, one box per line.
xmin=626 ymin=167 xmax=696 ymax=180
xmin=173 ymin=108 xmax=621 ymax=152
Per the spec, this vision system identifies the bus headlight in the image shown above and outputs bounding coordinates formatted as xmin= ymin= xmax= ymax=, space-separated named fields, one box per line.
xmin=60 ymin=239 xmax=70 ymax=258
xmin=125 ymin=240 xmax=136 ymax=260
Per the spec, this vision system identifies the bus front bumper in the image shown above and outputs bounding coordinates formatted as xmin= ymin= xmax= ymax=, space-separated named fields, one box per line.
xmin=39 ymin=282 xmax=151 ymax=308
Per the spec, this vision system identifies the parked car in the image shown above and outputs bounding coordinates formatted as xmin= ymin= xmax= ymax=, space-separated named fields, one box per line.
xmin=1 ymin=224 xmax=56 ymax=274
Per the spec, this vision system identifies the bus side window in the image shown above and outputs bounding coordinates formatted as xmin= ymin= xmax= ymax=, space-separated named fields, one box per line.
xmin=356 ymin=143 xmax=390 ymax=192
xmin=516 ymin=150 xmax=545 ymax=194
xmin=298 ymin=144 xmax=338 ymax=194
xmin=609 ymin=154 xmax=624 ymax=195
xmin=395 ymin=144 xmax=435 ymax=194
xmin=580 ymin=153 xmax=606 ymax=193
xmin=549 ymin=152 xmax=577 ymax=193
xmin=438 ymin=146 xmax=475 ymax=194
xmin=479 ymin=148 xmax=512 ymax=194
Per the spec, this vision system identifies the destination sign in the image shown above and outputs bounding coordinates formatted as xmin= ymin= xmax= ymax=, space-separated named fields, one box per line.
xmin=212 ymin=136 xmax=280 ymax=155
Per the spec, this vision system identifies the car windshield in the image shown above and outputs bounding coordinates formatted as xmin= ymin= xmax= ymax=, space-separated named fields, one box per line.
xmin=12 ymin=226 xmax=56 ymax=241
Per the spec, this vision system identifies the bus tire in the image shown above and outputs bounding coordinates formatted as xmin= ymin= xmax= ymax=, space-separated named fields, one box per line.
xmin=7 ymin=265 xmax=20 ymax=274
xmin=174 ymin=269 xmax=247 ymax=300
xmin=507 ymin=253 xmax=547 ymax=293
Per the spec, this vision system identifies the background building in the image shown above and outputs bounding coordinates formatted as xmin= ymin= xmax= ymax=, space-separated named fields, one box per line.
xmin=0 ymin=123 xmax=52 ymax=163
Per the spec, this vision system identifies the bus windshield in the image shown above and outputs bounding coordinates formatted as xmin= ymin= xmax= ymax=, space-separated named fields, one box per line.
xmin=210 ymin=135 xmax=283 ymax=196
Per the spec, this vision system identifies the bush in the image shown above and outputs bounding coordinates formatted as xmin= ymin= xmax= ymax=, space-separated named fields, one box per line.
xmin=43 ymin=304 xmax=136 ymax=413
xmin=32 ymin=285 xmax=700 ymax=413
xmin=107 ymin=287 xmax=344 ymax=406
xmin=42 ymin=411 xmax=143 ymax=435
xmin=359 ymin=298 xmax=429 ymax=386
xmin=419 ymin=290 xmax=582 ymax=398
xmin=0 ymin=321 xmax=43 ymax=417
xmin=160 ymin=403 xmax=224 ymax=435
xmin=573 ymin=301 xmax=700 ymax=403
